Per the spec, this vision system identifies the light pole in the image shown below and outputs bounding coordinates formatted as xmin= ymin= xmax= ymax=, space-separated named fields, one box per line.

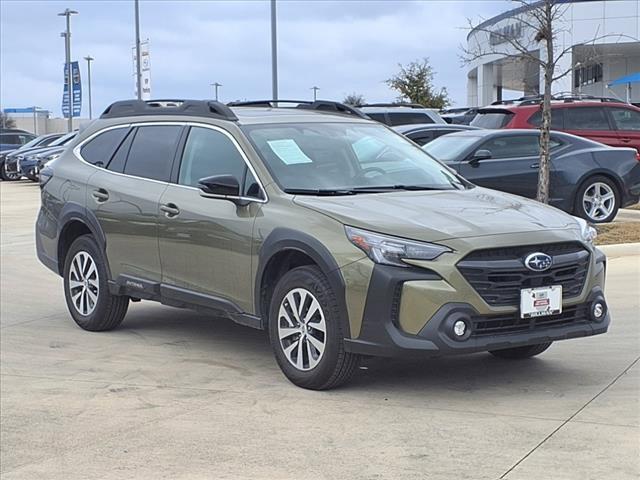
xmin=270 ymin=0 xmax=278 ymax=101
xmin=84 ymin=55 xmax=94 ymax=119
xmin=210 ymin=82 xmax=222 ymax=101
xmin=58 ymin=8 xmax=78 ymax=132
xmin=311 ymin=86 xmax=319 ymax=101
xmin=134 ymin=0 xmax=142 ymax=100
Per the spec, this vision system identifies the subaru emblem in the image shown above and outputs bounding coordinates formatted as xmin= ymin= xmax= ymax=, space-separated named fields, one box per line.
xmin=524 ymin=252 xmax=553 ymax=272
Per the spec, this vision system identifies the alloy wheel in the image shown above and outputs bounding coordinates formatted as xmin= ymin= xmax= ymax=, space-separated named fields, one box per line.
xmin=277 ymin=288 xmax=327 ymax=371
xmin=582 ymin=182 xmax=615 ymax=221
xmin=2 ymin=163 xmax=20 ymax=181
xmin=68 ymin=251 xmax=100 ymax=316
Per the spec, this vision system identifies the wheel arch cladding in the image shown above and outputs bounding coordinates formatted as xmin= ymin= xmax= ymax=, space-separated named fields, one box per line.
xmin=57 ymin=203 xmax=108 ymax=276
xmin=255 ymin=228 xmax=351 ymax=336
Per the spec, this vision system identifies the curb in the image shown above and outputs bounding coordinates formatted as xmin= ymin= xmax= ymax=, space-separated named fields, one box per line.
xmin=597 ymin=242 xmax=640 ymax=258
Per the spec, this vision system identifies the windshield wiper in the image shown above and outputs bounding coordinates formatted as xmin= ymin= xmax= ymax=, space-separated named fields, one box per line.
xmin=284 ymin=188 xmax=357 ymax=196
xmin=352 ymin=184 xmax=450 ymax=192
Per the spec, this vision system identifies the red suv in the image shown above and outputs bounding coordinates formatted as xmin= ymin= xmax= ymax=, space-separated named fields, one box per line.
xmin=471 ymin=99 xmax=640 ymax=153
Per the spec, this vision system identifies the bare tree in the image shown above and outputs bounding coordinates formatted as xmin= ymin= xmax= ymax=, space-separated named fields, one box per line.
xmin=343 ymin=93 xmax=366 ymax=107
xmin=462 ymin=0 xmax=631 ymax=205
xmin=0 ymin=111 xmax=16 ymax=129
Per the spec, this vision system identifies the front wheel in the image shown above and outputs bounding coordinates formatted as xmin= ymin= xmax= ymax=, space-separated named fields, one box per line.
xmin=63 ymin=235 xmax=129 ymax=331
xmin=0 ymin=162 xmax=20 ymax=181
xmin=268 ymin=266 xmax=360 ymax=390
xmin=575 ymin=176 xmax=619 ymax=223
xmin=489 ymin=342 xmax=552 ymax=359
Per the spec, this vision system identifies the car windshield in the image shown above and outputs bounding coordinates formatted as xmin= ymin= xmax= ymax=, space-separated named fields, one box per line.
xmin=243 ymin=122 xmax=467 ymax=194
xmin=471 ymin=111 xmax=514 ymax=128
xmin=422 ymin=135 xmax=481 ymax=162
xmin=50 ymin=131 xmax=76 ymax=146
xmin=20 ymin=135 xmax=49 ymax=150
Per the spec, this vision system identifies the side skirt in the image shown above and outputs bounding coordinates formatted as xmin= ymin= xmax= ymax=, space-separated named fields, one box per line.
xmin=109 ymin=275 xmax=263 ymax=330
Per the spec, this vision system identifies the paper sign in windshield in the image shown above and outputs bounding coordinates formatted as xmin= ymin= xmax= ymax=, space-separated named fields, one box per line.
xmin=267 ymin=139 xmax=313 ymax=165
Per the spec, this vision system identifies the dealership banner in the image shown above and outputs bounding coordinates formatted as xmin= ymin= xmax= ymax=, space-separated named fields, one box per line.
xmin=62 ymin=61 xmax=82 ymax=118
xmin=132 ymin=41 xmax=152 ymax=100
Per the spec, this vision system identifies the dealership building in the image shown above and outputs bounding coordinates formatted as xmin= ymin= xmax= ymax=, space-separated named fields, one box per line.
xmin=466 ymin=0 xmax=640 ymax=106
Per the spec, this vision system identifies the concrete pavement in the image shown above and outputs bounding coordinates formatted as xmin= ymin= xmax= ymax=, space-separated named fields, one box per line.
xmin=1 ymin=180 xmax=639 ymax=479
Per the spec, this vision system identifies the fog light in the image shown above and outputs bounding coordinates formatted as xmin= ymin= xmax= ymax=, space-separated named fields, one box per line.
xmin=453 ymin=320 xmax=467 ymax=337
xmin=592 ymin=301 xmax=605 ymax=321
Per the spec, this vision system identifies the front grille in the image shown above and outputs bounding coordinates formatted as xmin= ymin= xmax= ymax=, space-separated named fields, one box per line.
xmin=471 ymin=304 xmax=590 ymax=337
xmin=458 ymin=242 xmax=590 ymax=307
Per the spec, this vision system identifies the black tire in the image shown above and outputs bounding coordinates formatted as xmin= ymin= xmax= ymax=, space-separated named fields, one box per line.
xmin=489 ymin=342 xmax=552 ymax=359
xmin=0 ymin=161 xmax=20 ymax=181
xmin=63 ymin=234 xmax=129 ymax=331
xmin=575 ymin=175 xmax=619 ymax=224
xmin=268 ymin=265 xmax=360 ymax=390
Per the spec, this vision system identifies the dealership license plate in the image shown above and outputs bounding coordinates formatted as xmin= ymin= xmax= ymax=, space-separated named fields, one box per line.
xmin=520 ymin=286 xmax=562 ymax=319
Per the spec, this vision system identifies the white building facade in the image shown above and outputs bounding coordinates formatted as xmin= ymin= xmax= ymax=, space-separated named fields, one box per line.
xmin=466 ymin=0 xmax=640 ymax=106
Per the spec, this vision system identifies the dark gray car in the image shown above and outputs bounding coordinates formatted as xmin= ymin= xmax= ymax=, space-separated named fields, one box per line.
xmin=422 ymin=129 xmax=640 ymax=223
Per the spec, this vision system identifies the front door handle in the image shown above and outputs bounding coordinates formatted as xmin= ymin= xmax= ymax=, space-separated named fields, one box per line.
xmin=530 ymin=163 xmax=539 ymax=169
xmin=160 ymin=203 xmax=180 ymax=217
xmin=620 ymin=138 xmax=631 ymax=143
xmin=92 ymin=188 xmax=109 ymax=203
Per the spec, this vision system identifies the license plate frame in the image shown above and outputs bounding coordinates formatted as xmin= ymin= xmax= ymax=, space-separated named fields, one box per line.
xmin=520 ymin=285 xmax=562 ymax=319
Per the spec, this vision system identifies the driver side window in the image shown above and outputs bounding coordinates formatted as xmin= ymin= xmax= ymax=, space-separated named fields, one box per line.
xmin=179 ymin=126 xmax=260 ymax=197
xmin=477 ymin=135 xmax=539 ymax=159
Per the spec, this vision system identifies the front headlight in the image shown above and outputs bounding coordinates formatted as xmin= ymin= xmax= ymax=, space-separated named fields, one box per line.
xmin=574 ymin=216 xmax=597 ymax=244
xmin=345 ymin=226 xmax=452 ymax=267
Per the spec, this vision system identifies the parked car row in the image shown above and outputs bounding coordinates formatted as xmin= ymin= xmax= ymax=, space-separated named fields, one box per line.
xmin=1 ymin=131 xmax=76 ymax=181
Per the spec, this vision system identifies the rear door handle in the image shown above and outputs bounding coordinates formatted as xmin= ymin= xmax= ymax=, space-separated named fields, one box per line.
xmin=160 ymin=203 xmax=180 ymax=217
xmin=92 ymin=188 xmax=109 ymax=203
xmin=620 ymin=138 xmax=631 ymax=143
xmin=529 ymin=163 xmax=539 ymax=169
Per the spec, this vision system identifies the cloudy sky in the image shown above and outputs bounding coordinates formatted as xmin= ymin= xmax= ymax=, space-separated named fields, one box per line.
xmin=1 ymin=0 xmax=508 ymax=118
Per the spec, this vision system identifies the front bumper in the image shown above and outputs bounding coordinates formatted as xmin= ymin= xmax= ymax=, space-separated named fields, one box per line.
xmin=344 ymin=286 xmax=609 ymax=356
xmin=342 ymin=238 xmax=609 ymax=357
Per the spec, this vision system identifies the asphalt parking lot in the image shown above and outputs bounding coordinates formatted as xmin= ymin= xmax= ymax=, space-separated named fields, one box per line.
xmin=1 ymin=180 xmax=638 ymax=480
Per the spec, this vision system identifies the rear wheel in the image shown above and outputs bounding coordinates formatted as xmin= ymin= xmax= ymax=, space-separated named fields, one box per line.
xmin=268 ymin=266 xmax=360 ymax=390
xmin=575 ymin=175 xmax=619 ymax=223
xmin=489 ymin=342 xmax=552 ymax=359
xmin=63 ymin=235 xmax=129 ymax=331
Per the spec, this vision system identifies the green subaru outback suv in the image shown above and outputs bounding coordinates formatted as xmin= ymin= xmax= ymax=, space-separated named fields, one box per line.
xmin=36 ymin=99 xmax=609 ymax=389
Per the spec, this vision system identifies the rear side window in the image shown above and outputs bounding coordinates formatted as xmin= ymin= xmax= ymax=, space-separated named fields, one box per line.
xmin=387 ymin=112 xmax=434 ymax=126
xmin=609 ymin=107 xmax=640 ymax=131
xmin=366 ymin=113 xmax=388 ymax=124
xmin=564 ymin=107 xmax=610 ymax=130
xmin=470 ymin=111 xmax=514 ymax=129
xmin=123 ymin=125 xmax=182 ymax=181
xmin=1 ymin=134 xmax=32 ymax=145
xmin=527 ymin=109 xmax=564 ymax=129
xmin=178 ymin=126 xmax=246 ymax=188
xmin=81 ymin=128 xmax=129 ymax=166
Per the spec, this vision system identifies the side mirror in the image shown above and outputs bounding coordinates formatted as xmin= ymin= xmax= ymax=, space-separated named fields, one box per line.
xmin=470 ymin=149 xmax=491 ymax=165
xmin=198 ymin=174 xmax=241 ymax=199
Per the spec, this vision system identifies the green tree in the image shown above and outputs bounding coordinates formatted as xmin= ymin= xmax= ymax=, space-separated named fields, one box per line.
xmin=343 ymin=93 xmax=366 ymax=107
xmin=386 ymin=58 xmax=451 ymax=109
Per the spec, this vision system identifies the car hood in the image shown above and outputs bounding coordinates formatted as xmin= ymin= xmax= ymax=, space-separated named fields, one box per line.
xmin=293 ymin=187 xmax=577 ymax=242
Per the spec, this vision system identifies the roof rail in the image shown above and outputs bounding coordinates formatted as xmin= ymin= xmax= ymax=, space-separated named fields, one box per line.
xmin=361 ymin=102 xmax=426 ymax=109
xmin=227 ymin=99 xmax=370 ymax=119
xmin=491 ymin=93 xmax=628 ymax=107
xmin=100 ymin=99 xmax=238 ymax=121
